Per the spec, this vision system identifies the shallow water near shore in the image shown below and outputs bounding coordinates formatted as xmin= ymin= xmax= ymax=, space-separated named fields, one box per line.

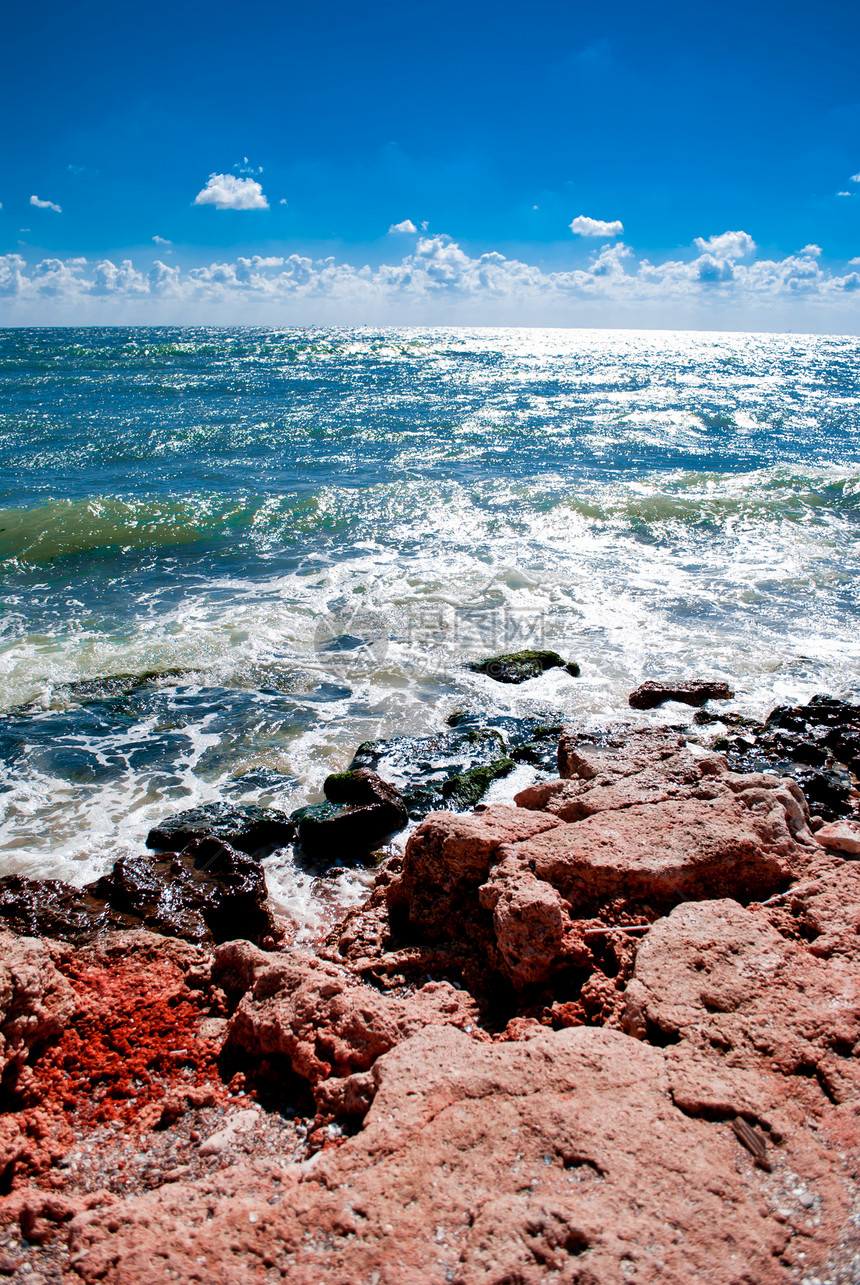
xmin=1 ymin=325 xmax=859 ymax=933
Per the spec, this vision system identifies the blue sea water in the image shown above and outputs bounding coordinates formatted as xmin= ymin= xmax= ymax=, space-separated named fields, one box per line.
xmin=1 ymin=325 xmax=859 ymax=932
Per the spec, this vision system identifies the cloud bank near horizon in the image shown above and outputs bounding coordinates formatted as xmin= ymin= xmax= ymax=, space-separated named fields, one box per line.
xmin=1 ymin=231 xmax=858 ymax=328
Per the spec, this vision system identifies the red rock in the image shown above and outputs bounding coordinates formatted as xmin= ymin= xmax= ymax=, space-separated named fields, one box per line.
xmin=63 ymin=1024 xmax=853 ymax=1285
xmin=815 ymin=819 xmax=860 ymax=854
xmin=628 ymin=679 xmax=734 ymax=709
xmin=391 ymin=734 xmax=816 ymax=991
xmin=213 ymin=941 xmax=481 ymax=1108
xmin=389 ymin=803 xmax=562 ymax=938
xmin=625 ymin=898 xmax=860 ymax=1103
xmin=0 ymin=932 xmax=74 ymax=1090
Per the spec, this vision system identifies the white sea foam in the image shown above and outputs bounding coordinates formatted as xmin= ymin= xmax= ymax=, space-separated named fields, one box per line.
xmin=0 ymin=326 xmax=858 ymax=929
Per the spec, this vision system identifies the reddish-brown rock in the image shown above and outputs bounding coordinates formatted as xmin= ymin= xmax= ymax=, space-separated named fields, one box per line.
xmin=388 ymin=733 xmax=817 ymax=991
xmin=628 ymin=678 xmax=734 ymax=709
xmin=213 ymin=940 xmax=482 ymax=1111
xmin=63 ymin=1024 xmax=856 ymax=1285
xmin=625 ymin=897 xmax=860 ymax=1104
xmin=0 ymin=932 xmax=74 ymax=1089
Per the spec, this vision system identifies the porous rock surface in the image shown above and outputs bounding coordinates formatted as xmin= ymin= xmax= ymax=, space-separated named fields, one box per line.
xmin=387 ymin=730 xmax=819 ymax=991
xmin=64 ymin=1023 xmax=845 ymax=1285
xmin=213 ymin=939 xmax=481 ymax=1116
xmin=0 ymin=931 xmax=74 ymax=1087
xmin=5 ymin=725 xmax=860 ymax=1284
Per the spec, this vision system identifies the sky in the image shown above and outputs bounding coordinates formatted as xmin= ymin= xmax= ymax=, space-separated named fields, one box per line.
xmin=2 ymin=0 xmax=860 ymax=329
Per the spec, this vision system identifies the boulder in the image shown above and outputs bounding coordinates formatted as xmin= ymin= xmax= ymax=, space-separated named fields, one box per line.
xmin=90 ymin=838 xmax=279 ymax=947
xmin=815 ymin=819 xmax=860 ymax=854
xmin=212 ymin=940 xmax=481 ymax=1112
xmin=628 ymin=679 xmax=734 ymax=709
xmin=710 ymin=694 xmax=860 ymax=822
xmin=0 ymin=875 xmax=131 ymax=945
xmin=146 ymin=802 xmax=295 ymax=857
xmin=350 ymin=723 xmax=514 ymax=819
xmin=469 ymin=649 xmax=580 ymax=684
xmin=625 ymin=897 xmax=860 ymax=1105
xmin=291 ymin=769 xmax=408 ymax=863
xmin=390 ymin=733 xmax=816 ymax=990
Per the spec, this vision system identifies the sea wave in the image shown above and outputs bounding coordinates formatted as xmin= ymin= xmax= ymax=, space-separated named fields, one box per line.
xmin=0 ymin=495 xmax=251 ymax=564
xmin=3 ymin=465 xmax=859 ymax=568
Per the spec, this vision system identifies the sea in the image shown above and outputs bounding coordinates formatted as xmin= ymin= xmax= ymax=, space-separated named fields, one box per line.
xmin=1 ymin=326 xmax=858 ymax=936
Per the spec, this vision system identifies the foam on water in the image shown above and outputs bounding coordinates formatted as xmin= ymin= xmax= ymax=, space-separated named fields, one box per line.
xmin=1 ymin=326 xmax=858 ymax=934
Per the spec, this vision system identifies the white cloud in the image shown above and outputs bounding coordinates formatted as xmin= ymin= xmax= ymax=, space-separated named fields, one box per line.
xmin=570 ymin=215 xmax=624 ymax=237
xmin=1 ymin=233 xmax=859 ymax=327
xmin=193 ymin=173 xmax=268 ymax=211
xmin=693 ymin=230 xmax=755 ymax=259
xmin=849 ymin=257 xmax=860 ymax=267
xmin=279 ymin=198 xmax=288 ymax=206
xmin=801 ymin=244 xmax=822 ymax=257
xmin=838 ymin=192 xmax=852 ymax=197
xmin=30 ymin=195 xmax=62 ymax=213
xmin=851 ymin=173 xmax=860 ymax=183
xmin=152 ymin=235 xmax=172 ymax=246
xmin=388 ymin=219 xmax=418 ymax=234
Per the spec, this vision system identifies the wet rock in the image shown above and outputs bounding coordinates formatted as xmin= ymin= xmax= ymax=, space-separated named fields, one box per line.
xmin=90 ymin=838 xmax=279 ymax=947
xmin=146 ymin=802 xmax=295 ymax=858
xmin=350 ymin=717 xmax=556 ymax=820
xmin=713 ymin=694 xmax=860 ymax=821
xmin=469 ymin=649 xmax=580 ymax=684
xmin=628 ymin=679 xmax=734 ymax=709
xmin=0 ymin=876 xmax=132 ymax=945
xmin=291 ymin=769 xmax=408 ymax=864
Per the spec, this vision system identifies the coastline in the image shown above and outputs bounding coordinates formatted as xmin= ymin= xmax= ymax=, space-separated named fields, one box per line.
xmin=2 ymin=688 xmax=860 ymax=1283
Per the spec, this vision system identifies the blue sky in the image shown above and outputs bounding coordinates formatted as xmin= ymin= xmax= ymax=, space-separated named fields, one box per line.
xmin=2 ymin=0 xmax=860 ymax=327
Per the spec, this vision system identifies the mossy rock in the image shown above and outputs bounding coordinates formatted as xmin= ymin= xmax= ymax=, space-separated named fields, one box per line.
xmin=469 ymin=650 xmax=580 ymax=685
xmin=440 ymin=757 xmax=516 ymax=809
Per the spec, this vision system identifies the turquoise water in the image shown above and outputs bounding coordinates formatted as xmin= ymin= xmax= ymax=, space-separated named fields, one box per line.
xmin=1 ymin=326 xmax=859 ymax=930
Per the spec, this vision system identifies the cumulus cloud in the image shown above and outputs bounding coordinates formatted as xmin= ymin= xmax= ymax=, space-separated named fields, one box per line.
xmin=801 ymin=244 xmax=822 ymax=257
xmin=1 ymin=233 xmax=859 ymax=326
xmin=193 ymin=173 xmax=269 ymax=211
xmin=852 ymin=173 xmax=860 ymax=183
xmin=838 ymin=191 xmax=852 ymax=197
xmin=30 ymin=195 xmax=62 ymax=213
xmin=152 ymin=235 xmax=172 ymax=246
xmin=693 ymin=230 xmax=755 ymax=259
xmin=388 ymin=219 xmax=418 ymax=234
xmin=570 ymin=215 xmax=624 ymax=237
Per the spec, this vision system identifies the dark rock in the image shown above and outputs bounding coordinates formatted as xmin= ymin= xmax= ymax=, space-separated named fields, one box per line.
xmin=629 ymin=680 xmax=734 ymax=710
xmin=90 ymin=838 xmax=279 ymax=946
xmin=0 ymin=837 xmax=280 ymax=949
xmin=350 ymin=726 xmax=509 ymax=820
xmin=292 ymin=769 xmax=408 ymax=864
xmin=0 ymin=875 xmax=132 ymax=945
xmin=469 ymin=650 xmax=580 ymax=684
xmin=350 ymin=717 xmax=562 ymax=820
xmin=440 ymin=759 xmax=516 ymax=809
xmin=146 ymin=802 xmax=295 ymax=857
xmin=713 ymin=694 xmax=860 ymax=822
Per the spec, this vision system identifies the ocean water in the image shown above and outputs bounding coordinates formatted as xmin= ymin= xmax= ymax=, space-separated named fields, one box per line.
xmin=1 ymin=325 xmax=859 ymax=934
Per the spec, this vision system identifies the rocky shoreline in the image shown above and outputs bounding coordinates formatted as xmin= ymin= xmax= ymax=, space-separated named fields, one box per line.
xmin=2 ymin=687 xmax=860 ymax=1283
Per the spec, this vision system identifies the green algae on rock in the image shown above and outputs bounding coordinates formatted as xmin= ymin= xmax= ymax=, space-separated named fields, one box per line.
xmin=469 ymin=650 xmax=580 ymax=684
